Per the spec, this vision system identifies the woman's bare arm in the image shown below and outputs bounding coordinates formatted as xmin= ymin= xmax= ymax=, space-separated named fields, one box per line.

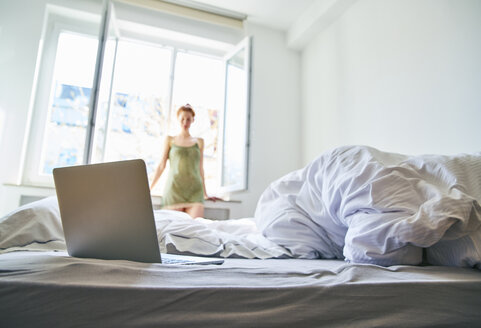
xmin=198 ymin=138 xmax=221 ymax=202
xmin=198 ymin=138 xmax=208 ymax=198
xmin=150 ymin=136 xmax=171 ymax=189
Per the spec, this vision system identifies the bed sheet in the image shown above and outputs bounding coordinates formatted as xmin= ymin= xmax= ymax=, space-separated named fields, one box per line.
xmin=1 ymin=251 xmax=481 ymax=328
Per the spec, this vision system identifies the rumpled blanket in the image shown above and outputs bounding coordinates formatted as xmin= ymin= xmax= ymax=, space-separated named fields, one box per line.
xmin=0 ymin=197 xmax=290 ymax=259
xmin=255 ymin=145 xmax=481 ymax=268
xmin=154 ymin=210 xmax=290 ymax=258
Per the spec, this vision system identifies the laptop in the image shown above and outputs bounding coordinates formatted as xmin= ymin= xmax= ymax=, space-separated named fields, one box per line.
xmin=53 ymin=159 xmax=223 ymax=265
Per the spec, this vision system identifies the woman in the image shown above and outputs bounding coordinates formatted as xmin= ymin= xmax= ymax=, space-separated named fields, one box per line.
xmin=150 ymin=104 xmax=216 ymax=218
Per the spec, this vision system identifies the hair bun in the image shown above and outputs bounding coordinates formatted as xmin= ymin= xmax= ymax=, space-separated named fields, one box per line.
xmin=177 ymin=104 xmax=196 ymax=117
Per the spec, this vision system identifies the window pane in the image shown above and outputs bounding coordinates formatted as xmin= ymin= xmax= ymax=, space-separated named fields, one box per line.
xmin=170 ymin=51 xmax=224 ymax=194
xmin=39 ymin=32 xmax=98 ymax=174
xmin=222 ymin=47 xmax=247 ymax=187
xmin=101 ymin=40 xmax=172 ymax=176
xmin=221 ymin=37 xmax=251 ymax=192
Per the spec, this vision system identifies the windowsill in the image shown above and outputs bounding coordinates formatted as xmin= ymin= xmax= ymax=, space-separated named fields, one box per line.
xmin=4 ymin=185 xmax=240 ymax=200
xmin=3 ymin=184 xmax=242 ymax=208
xmin=206 ymin=198 xmax=242 ymax=203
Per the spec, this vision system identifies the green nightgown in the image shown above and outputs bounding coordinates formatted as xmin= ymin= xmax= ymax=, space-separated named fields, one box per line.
xmin=162 ymin=143 xmax=204 ymax=208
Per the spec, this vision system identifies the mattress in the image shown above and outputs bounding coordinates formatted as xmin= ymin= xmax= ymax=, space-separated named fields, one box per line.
xmin=1 ymin=251 xmax=481 ymax=328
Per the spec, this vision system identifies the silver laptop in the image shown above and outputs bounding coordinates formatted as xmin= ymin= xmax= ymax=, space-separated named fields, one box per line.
xmin=53 ymin=159 xmax=223 ymax=265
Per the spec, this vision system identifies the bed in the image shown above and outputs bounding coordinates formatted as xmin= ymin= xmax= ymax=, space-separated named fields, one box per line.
xmin=1 ymin=145 xmax=481 ymax=327
xmin=2 ymin=251 xmax=481 ymax=327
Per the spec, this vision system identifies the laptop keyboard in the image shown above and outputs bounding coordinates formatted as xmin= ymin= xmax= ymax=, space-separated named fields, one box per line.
xmin=161 ymin=257 xmax=192 ymax=265
xmin=160 ymin=253 xmax=224 ymax=265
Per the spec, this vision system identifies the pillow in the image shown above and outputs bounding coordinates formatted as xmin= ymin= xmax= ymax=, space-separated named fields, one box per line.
xmin=0 ymin=196 xmax=66 ymax=253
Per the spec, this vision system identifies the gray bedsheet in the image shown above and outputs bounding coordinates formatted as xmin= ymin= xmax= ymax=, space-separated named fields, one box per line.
xmin=1 ymin=251 xmax=481 ymax=327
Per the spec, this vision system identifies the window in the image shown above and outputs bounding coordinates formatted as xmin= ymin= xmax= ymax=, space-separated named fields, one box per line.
xmin=24 ymin=1 xmax=250 ymax=197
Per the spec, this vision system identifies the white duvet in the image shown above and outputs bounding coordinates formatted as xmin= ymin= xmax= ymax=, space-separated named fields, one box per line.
xmin=255 ymin=145 xmax=481 ymax=268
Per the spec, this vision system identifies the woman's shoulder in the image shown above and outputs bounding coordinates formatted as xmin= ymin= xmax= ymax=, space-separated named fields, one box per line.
xmin=164 ymin=135 xmax=174 ymax=146
xmin=196 ymin=137 xmax=204 ymax=147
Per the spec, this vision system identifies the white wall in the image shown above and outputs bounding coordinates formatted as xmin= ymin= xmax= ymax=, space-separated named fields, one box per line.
xmin=235 ymin=22 xmax=302 ymax=217
xmin=0 ymin=0 xmax=102 ymax=216
xmin=0 ymin=0 xmax=50 ymax=187
xmin=0 ymin=0 xmax=302 ymax=217
xmin=301 ymin=0 xmax=481 ymax=164
xmin=0 ymin=0 xmax=55 ymax=216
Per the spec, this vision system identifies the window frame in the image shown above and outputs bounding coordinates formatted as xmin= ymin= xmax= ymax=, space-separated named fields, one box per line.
xmin=23 ymin=7 xmax=101 ymax=187
xmin=218 ymin=36 xmax=252 ymax=193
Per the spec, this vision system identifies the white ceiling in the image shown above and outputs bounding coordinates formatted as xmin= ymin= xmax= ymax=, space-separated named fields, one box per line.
xmin=169 ymin=0 xmax=354 ymax=50
xmin=187 ymin=0 xmax=318 ymax=31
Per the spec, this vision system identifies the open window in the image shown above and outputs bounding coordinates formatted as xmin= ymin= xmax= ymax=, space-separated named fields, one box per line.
xmin=219 ymin=37 xmax=251 ymax=192
xmin=24 ymin=0 xmax=250 ymax=196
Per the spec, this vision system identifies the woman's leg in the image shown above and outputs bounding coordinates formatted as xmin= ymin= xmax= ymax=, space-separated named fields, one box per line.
xmin=186 ymin=204 xmax=204 ymax=218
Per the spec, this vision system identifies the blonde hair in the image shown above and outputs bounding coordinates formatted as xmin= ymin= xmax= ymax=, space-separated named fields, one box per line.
xmin=177 ymin=104 xmax=195 ymax=118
